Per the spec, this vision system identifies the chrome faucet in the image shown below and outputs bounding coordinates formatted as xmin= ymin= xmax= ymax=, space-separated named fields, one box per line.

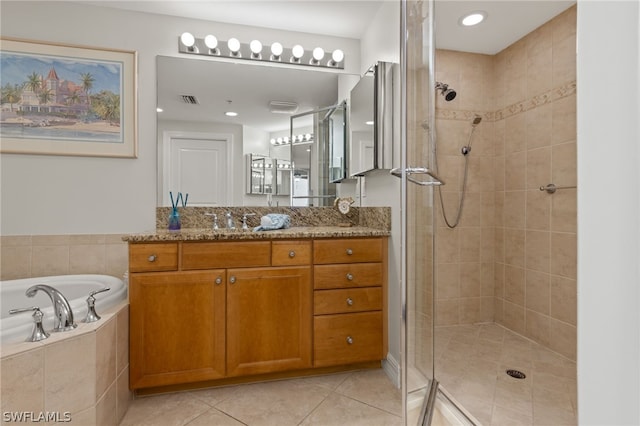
xmin=26 ymin=284 xmax=77 ymax=332
xmin=204 ymin=212 xmax=219 ymax=229
xmin=241 ymin=213 xmax=256 ymax=230
xmin=225 ymin=211 xmax=236 ymax=229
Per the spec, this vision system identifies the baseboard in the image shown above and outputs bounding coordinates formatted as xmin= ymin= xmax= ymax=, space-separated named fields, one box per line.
xmin=382 ymin=352 xmax=401 ymax=388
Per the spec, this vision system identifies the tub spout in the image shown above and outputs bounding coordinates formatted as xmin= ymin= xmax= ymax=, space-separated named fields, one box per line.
xmin=26 ymin=284 xmax=77 ymax=332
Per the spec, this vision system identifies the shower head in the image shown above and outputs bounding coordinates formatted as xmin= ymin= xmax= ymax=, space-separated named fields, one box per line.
xmin=435 ymin=81 xmax=456 ymax=101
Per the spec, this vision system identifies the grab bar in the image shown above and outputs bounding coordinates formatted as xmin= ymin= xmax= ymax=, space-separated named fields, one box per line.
xmin=539 ymin=183 xmax=577 ymax=194
xmin=390 ymin=167 xmax=445 ymax=186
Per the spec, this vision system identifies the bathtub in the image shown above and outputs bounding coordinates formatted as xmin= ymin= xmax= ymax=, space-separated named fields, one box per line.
xmin=0 ymin=274 xmax=127 ymax=344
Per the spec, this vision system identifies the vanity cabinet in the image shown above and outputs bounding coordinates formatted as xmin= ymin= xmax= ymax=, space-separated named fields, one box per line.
xmin=129 ymin=240 xmax=312 ymax=390
xmin=313 ymin=238 xmax=386 ymax=367
xmin=128 ymin=235 xmax=386 ymax=391
xmin=226 ymin=266 xmax=311 ymax=377
xmin=129 ymin=269 xmax=226 ymax=389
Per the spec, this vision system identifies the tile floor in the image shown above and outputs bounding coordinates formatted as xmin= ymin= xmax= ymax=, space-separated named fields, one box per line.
xmin=119 ymin=369 xmax=403 ymax=426
xmin=435 ymin=323 xmax=577 ymax=426
xmin=120 ymin=323 xmax=577 ymax=426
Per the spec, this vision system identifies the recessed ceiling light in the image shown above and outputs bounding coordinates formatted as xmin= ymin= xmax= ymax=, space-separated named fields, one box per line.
xmin=225 ymin=111 xmax=238 ymax=117
xmin=459 ymin=11 xmax=487 ymax=27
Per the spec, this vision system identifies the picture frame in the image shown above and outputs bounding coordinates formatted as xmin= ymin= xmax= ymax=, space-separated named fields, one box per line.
xmin=0 ymin=37 xmax=138 ymax=158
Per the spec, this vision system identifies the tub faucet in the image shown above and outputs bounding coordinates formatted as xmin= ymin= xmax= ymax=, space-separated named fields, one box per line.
xmin=25 ymin=284 xmax=77 ymax=332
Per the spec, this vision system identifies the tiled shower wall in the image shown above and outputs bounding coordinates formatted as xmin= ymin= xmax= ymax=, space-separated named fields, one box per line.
xmin=0 ymin=234 xmax=128 ymax=281
xmin=434 ymin=6 xmax=577 ymax=361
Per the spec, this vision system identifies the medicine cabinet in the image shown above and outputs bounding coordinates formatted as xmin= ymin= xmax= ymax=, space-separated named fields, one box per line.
xmin=348 ymin=61 xmax=397 ymax=176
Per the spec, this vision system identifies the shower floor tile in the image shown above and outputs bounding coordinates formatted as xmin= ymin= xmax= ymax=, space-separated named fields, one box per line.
xmin=435 ymin=323 xmax=577 ymax=426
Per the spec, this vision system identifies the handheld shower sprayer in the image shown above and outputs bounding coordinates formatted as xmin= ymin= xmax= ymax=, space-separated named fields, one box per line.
xmin=461 ymin=115 xmax=483 ymax=155
xmin=435 ymin=81 xmax=457 ymax=101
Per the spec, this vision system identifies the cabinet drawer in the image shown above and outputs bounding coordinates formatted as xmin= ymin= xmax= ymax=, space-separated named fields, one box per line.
xmin=314 ymin=287 xmax=382 ymax=315
xmin=314 ymin=263 xmax=383 ymax=289
xmin=314 ymin=238 xmax=383 ymax=264
xmin=314 ymin=311 xmax=383 ymax=367
xmin=129 ymin=243 xmax=178 ymax=272
xmin=272 ymin=240 xmax=311 ymax=266
xmin=182 ymin=241 xmax=271 ymax=269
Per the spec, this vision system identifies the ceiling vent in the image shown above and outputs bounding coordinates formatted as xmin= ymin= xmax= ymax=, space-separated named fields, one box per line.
xmin=181 ymin=95 xmax=199 ymax=104
xmin=269 ymin=100 xmax=298 ymax=114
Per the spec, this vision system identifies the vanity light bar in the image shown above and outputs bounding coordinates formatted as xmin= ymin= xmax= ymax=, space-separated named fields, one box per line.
xmin=270 ymin=133 xmax=314 ymax=146
xmin=178 ymin=33 xmax=345 ymax=69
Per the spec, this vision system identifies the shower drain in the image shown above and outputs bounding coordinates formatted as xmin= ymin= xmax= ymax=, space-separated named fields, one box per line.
xmin=506 ymin=369 xmax=526 ymax=379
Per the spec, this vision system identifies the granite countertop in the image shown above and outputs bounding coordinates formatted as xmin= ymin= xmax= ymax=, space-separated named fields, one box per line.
xmin=123 ymin=226 xmax=390 ymax=242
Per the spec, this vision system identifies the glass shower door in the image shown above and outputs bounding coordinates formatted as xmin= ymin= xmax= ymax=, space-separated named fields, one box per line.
xmin=400 ymin=0 xmax=439 ymax=424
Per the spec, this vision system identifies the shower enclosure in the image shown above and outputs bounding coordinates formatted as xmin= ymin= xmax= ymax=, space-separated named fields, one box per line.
xmin=400 ymin=0 xmax=477 ymax=424
xmin=400 ymin=1 xmax=578 ymax=424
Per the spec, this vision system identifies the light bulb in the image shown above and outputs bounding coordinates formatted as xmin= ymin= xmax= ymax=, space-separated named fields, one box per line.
xmin=331 ymin=49 xmax=344 ymax=63
xmin=204 ymin=35 xmax=218 ymax=49
xmin=292 ymin=45 xmax=304 ymax=59
xmin=227 ymin=38 xmax=241 ymax=53
xmin=312 ymin=47 xmax=325 ymax=61
xmin=277 ymin=137 xmax=283 ymax=144
xmin=270 ymin=138 xmax=276 ymax=144
xmin=250 ymin=40 xmax=262 ymax=54
xmin=180 ymin=32 xmax=195 ymax=47
xmin=271 ymin=42 xmax=283 ymax=57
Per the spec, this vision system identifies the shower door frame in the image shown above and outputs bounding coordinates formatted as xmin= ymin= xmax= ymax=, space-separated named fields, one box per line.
xmin=399 ymin=0 xmax=440 ymax=424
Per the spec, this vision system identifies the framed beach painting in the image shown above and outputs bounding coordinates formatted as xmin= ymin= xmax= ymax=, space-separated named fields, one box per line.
xmin=0 ymin=38 xmax=137 ymax=158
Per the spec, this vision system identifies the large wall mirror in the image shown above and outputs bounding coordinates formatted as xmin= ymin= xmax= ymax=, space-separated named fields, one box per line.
xmin=156 ymin=55 xmax=351 ymax=207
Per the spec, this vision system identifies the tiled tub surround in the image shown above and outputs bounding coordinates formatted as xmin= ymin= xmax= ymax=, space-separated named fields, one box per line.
xmin=0 ymin=302 xmax=132 ymax=426
xmin=0 ymin=234 xmax=129 ymax=281
xmin=433 ymin=6 xmax=577 ymax=361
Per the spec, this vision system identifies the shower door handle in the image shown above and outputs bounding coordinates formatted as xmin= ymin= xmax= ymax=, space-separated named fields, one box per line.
xmin=390 ymin=167 xmax=445 ymax=186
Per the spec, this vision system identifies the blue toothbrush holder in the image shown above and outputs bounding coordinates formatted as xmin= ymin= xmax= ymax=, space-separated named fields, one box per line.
xmin=168 ymin=208 xmax=181 ymax=231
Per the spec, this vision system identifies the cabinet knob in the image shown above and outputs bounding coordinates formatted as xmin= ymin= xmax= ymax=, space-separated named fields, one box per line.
xmin=147 ymin=254 xmax=157 ymax=262
xmin=346 ymin=248 xmax=353 ymax=256
xmin=229 ymin=276 xmax=236 ymax=284
xmin=346 ymin=273 xmax=354 ymax=281
xmin=289 ymin=250 xmax=296 ymax=258
xmin=346 ymin=297 xmax=354 ymax=306
xmin=346 ymin=336 xmax=354 ymax=345
xmin=215 ymin=276 xmax=222 ymax=285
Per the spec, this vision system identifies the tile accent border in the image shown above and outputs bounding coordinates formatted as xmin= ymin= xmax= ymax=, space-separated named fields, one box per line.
xmin=435 ymin=80 xmax=577 ymax=123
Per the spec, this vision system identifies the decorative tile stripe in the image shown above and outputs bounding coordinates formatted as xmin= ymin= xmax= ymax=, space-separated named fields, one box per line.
xmin=435 ymin=80 xmax=576 ymax=123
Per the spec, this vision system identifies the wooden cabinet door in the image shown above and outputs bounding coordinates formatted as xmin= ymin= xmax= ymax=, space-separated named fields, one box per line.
xmin=226 ymin=266 xmax=312 ymax=376
xmin=129 ymin=270 xmax=226 ymax=389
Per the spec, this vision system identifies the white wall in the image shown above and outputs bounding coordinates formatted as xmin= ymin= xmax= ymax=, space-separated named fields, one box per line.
xmin=0 ymin=1 xmax=360 ymax=235
xmin=358 ymin=0 xmax=403 ymax=377
xmin=577 ymin=1 xmax=640 ymax=424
